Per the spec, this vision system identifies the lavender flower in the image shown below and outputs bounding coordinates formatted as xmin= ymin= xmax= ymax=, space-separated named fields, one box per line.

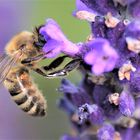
xmin=84 ymin=38 xmax=119 ymax=75
xmin=39 ymin=19 xmax=80 ymax=58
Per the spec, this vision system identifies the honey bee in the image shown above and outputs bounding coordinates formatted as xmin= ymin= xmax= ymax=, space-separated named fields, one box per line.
xmin=0 ymin=27 xmax=81 ymax=117
xmin=2 ymin=31 xmax=48 ymax=117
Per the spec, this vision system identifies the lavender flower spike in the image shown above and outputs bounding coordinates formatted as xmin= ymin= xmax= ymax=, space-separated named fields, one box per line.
xmin=84 ymin=38 xmax=119 ymax=75
xmin=40 ymin=19 xmax=80 ymax=58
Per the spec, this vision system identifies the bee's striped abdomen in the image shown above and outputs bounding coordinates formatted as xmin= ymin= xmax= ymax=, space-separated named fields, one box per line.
xmin=4 ymin=67 xmax=47 ymax=117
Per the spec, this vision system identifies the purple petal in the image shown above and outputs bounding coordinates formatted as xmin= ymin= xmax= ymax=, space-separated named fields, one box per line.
xmin=89 ymin=104 xmax=104 ymax=124
xmin=42 ymin=40 xmax=61 ymax=58
xmin=59 ymin=79 xmax=79 ymax=94
xmin=76 ymin=0 xmax=94 ymax=13
xmin=92 ymin=60 xmax=107 ymax=75
xmin=40 ymin=18 xmax=67 ymax=42
xmin=97 ymin=124 xmax=115 ymax=140
xmin=78 ymin=103 xmax=104 ymax=124
xmin=84 ymin=38 xmax=118 ymax=75
xmin=84 ymin=50 xmax=97 ymax=65
xmin=62 ymin=41 xmax=80 ymax=56
xmin=125 ymin=21 xmax=140 ymax=40
xmin=73 ymin=0 xmax=97 ymax=17
xmin=105 ymin=58 xmax=118 ymax=71
xmin=119 ymin=91 xmax=135 ymax=117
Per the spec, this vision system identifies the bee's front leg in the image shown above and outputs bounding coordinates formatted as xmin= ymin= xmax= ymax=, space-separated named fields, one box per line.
xmin=21 ymin=54 xmax=45 ymax=64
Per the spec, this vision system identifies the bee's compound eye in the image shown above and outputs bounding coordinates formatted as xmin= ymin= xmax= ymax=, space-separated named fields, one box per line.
xmin=39 ymin=35 xmax=46 ymax=42
xmin=33 ymin=42 xmax=44 ymax=49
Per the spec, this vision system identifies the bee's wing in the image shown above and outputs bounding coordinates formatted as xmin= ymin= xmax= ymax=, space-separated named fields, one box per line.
xmin=0 ymin=54 xmax=19 ymax=84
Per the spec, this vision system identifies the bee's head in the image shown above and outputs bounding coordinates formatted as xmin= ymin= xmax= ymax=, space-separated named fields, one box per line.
xmin=5 ymin=31 xmax=41 ymax=59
